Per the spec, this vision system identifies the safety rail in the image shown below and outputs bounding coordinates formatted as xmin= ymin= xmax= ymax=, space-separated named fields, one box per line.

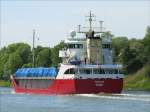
xmin=14 ymin=77 xmax=56 ymax=79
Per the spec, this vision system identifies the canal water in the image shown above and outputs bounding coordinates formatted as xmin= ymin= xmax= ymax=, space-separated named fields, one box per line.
xmin=0 ymin=87 xmax=150 ymax=112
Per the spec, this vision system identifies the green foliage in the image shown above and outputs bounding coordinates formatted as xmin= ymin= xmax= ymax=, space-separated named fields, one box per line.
xmin=7 ymin=53 xmax=23 ymax=74
xmin=0 ymin=47 xmax=9 ymax=77
xmin=0 ymin=43 xmax=31 ymax=78
xmin=22 ymin=63 xmax=32 ymax=68
xmin=112 ymin=26 xmax=150 ymax=75
xmin=124 ymin=65 xmax=150 ymax=90
xmin=16 ymin=43 xmax=31 ymax=64
xmin=51 ymin=41 xmax=64 ymax=66
xmin=0 ymin=80 xmax=11 ymax=87
xmin=143 ymin=26 xmax=150 ymax=63
xmin=36 ymin=48 xmax=52 ymax=67
xmin=0 ymin=41 xmax=64 ymax=79
xmin=145 ymin=64 xmax=150 ymax=78
xmin=120 ymin=39 xmax=144 ymax=74
xmin=112 ymin=36 xmax=129 ymax=63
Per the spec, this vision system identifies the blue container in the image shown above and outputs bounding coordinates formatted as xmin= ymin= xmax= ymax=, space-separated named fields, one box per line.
xmin=39 ymin=68 xmax=44 ymax=77
xmin=15 ymin=67 xmax=57 ymax=77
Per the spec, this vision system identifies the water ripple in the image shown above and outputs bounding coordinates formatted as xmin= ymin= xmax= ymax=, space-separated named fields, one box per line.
xmin=76 ymin=93 xmax=150 ymax=102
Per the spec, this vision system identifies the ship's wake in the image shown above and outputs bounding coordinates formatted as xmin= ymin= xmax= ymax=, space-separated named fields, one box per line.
xmin=76 ymin=93 xmax=150 ymax=102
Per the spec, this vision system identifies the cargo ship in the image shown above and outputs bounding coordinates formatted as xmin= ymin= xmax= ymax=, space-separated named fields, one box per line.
xmin=11 ymin=12 xmax=124 ymax=94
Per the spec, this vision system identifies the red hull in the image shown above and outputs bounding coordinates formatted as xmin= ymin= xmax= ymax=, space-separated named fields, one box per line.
xmin=12 ymin=78 xmax=123 ymax=94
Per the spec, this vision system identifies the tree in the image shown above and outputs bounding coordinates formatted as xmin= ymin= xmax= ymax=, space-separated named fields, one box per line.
xmin=120 ymin=39 xmax=144 ymax=74
xmin=22 ymin=63 xmax=32 ymax=68
xmin=112 ymin=36 xmax=129 ymax=63
xmin=36 ymin=48 xmax=52 ymax=67
xmin=0 ymin=47 xmax=9 ymax=77
xmin=7 ymin=53 xmax=23 ymax=74
xmin=51 ymin=41 xmax=64 ymax=66
xmin=143 ymin=26 xmax=150 ymax=63
xmin=0 ymin=43 xmax=31 ymax=78
xmin=16 ymin=43 xmax=31 ymax=64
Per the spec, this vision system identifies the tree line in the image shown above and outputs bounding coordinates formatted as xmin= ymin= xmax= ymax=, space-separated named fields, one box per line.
xmin=0 ymin=26 xmax=150 ymax=79
xmin=112 ymin=26 xmax=150 ymax=76
xmin=0 ymin=41 xmax=64 ymax=79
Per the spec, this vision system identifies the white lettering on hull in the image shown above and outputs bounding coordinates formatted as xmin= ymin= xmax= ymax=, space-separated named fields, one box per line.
xmin=95 ymin=80 xmax=104 ymax=87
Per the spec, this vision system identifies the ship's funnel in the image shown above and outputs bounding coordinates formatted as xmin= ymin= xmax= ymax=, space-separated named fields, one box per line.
xmin=86 ymin=31 xmax=103 ymax=64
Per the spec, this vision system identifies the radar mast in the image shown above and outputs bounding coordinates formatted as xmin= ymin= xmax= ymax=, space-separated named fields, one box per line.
xmin=77 ymin=11 xmax=105 ymax=34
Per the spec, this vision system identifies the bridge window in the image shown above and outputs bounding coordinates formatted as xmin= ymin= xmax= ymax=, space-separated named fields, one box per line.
xmin=68 ymin=44 xmax=75 ymax=49
xmin=104 ymin=69 xmax=118 ymax=74
xmin=78 ymin=44 xmax=83 ymax=49
xmin=93 ymin=68 xmax=118 ymax=74
xmin=68 ymin=44 xmax=83 ymax=49
xmin=93 ymin=69 xmax=105 ymax=74
xmin=64 ymin=68 xmax=75 ymax=74
xmin=102 ymin=44 xmax=111 ymax=49
xmin=79 ymin=69 xmax=92 ymax=74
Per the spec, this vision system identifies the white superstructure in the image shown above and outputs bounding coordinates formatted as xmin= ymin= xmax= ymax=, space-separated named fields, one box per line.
xmin=57 ymin=11 xmax=123 ymax=80
xmin=59 ymin=30 xmax=113 ymax=65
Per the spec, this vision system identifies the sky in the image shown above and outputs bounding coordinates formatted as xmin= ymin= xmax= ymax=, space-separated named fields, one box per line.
xmin=1 ymin=0 xmax=150 ymax=48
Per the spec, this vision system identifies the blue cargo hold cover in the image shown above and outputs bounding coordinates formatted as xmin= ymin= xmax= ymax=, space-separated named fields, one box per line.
xmin=15 ymin=67 xmax=57 ymax=77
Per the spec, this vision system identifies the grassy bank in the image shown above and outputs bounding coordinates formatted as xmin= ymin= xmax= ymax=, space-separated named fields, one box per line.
xmin=0 ymin=80 xmax=11 ymax=87
xmin=124 ymin=65 xmax=150 ymax=91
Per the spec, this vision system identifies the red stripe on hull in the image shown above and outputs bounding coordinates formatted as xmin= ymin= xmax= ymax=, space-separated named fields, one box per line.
xmin=12 ymin=78 xmax=123 ymax=94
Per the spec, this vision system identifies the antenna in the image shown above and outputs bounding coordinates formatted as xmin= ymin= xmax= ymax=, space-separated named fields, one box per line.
xmin=89 ymin=11 xmax=92 ymax=31
xmin=77 ymin=11 xmax=105 ymax=34
xmin=86 ymin=10 xmax=95 ymax=31
xmin=99 ymin=21 xmax=104 ymax=32
xmin=32 ymin=29 xmax=35 ymax=68
xmin=78 ymin=25 xmax=81 ymax=32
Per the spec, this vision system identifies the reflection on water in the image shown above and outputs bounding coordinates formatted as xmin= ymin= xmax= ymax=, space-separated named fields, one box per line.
xmin=0 ymin=87 xmax=150 ymax=112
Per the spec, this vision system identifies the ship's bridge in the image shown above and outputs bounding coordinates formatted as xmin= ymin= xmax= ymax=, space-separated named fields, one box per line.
xmin=65 ymin=37 xmax=86 ymax=49
xmin=59 ymin=37 xmax=86 ymax=64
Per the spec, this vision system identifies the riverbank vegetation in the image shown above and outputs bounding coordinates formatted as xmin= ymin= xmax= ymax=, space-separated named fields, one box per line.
xmin=113 ymin=26 xmax=150 ymax=90
xmin=0 ymin=80 xmax=11 ymax=87
xmin=124 ymin=65 xmax=150 ymax=90
xmin=0 ymin=26 xmax=150 ymax=89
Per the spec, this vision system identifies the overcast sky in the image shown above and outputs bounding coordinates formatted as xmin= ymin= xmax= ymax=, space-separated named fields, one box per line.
xmin=1 ymin=0 xmax=150 ymax=48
